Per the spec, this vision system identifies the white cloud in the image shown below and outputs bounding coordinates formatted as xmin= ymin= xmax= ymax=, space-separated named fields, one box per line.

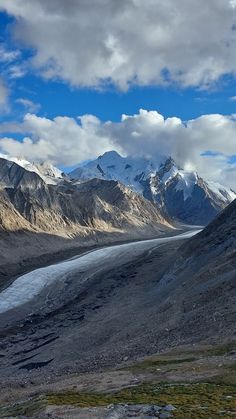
xmin=16 ymin=98 xmax=41 ymax=113
xmin=0 ymin=44 xmax=20 ymax=63
xmin=0 ymin=113 xmax=114 ymax=165
xmin=0 ymin=78 xmax=8 ymax=108
xmin=1 ymin=0 xmax=236 ymax=90
xmin=0 ymin=109 xmax=235 ymax=189
xmin=102 ymin=110 xmax=236 ymax=189
xmin=8 ymin=64 xmax=26 ymax=79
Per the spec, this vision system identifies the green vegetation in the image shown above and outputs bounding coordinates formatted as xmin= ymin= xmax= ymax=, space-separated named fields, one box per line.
xmin=204 ymin=342 xmax=235 ymax=357
xmin=0 ymin=397 xmax=46 ymax=418
xmin=0 ymin=383 xmax=235 ymax=418
xmin=127 ymin=356 xmax=197 ymax=372
xmin=1 ymin=343 xmax=235 ymax=418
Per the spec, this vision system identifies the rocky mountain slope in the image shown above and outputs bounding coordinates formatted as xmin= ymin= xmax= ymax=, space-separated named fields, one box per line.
xmin=0 ymin=157 xmax=170 ymax=236
xmin=174 ymin=197 xmax=236 ymax=279
xmin=0 ymin=203 xmax=234 ymax=387
xmin=0 ymin=153 xmax=65 ymax=185
xmin=0 ymin=157 xmax=234 ymax=402
xmin=156 ymin=198 xmax=236 ymax=343
xmin=71 ymin=151 xmax=236 ymax=224
xmin=0 ymin=156 xmax=172 ymax=281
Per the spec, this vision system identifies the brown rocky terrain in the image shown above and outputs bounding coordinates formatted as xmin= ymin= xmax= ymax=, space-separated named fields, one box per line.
xmin=0 ymin=157 xmax=173 ymax=285
xmin=0 ymin=158 xmax=235 ymax=418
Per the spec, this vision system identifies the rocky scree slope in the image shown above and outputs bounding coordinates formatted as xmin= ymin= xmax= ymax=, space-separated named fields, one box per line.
xmin=156 ymin=199 xmax=236 ymax=343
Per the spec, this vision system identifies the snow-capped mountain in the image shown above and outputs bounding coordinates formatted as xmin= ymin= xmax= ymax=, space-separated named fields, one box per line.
xmin=0 ymin=154 xmax=171 ymax=237
xmin=0 ymin=153 xmax=65 ymax=185
xmin=146 ymin=158 xmax=236 ymax=224
xmin=70 ymin=151 xmax=236 ymax=224
xmin=70 ymin=150 xmax=159 ymax=193
xmin=0 ymin=151 xmax=234 ymax=226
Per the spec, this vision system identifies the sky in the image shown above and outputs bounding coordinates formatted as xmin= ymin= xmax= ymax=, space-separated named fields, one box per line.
xmin=0 ymin=0 xmax=235 ymax=188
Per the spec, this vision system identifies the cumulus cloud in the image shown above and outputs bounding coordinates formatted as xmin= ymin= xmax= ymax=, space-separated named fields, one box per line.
xmin=0 ymin=109 xmax=235 ymax=189
xmin=1 ymin=0 xmax=236 ymax=89
xmin=102 ymin=110 xmax=236 ymax=188
xmin=0 ymin=113 xmax=115 ymax=165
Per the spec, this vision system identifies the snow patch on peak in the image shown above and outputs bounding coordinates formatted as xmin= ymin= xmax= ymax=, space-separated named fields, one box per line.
xmin=70 ymin=151 xmax=162 ymax=193
xmin=175 ymin=171 xmax=199 ymax=200
xmin=0 ymin=153 xmax=64 ymax=185
xmin=70 ymin=151 xmax=236 ymax=224
xmin=0 ymin=153 xmax=36 ymax=173
xmin=34 ymin=162 xmax=64 ymax=184
xmin=206 ymin=181 xmax=236 ymax=203
xmin=98 ymin=150 xmax=123 ymax=161
xmin=161 ymin=165 xmax=179 ymax=185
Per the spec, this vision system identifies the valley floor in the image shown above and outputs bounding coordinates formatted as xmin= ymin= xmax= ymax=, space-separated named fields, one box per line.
xmin=0 ymin=229 xmax=235 ymax=418
xmin=0 ymin=342 xmax=235 ymax=418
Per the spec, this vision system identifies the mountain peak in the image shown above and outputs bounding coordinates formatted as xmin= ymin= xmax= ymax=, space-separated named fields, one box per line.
xmin=35 ymin=161 xmax=64 ymax=180
xmin=160 ymin=156 xmax=181 ymax=171
xmin=70 ymin=152 xmax=236 ymax=225
xmin=157 ymin=156 xmax=180 ymax=183
xmin=0 ymin=154 xmax=64 ymax=185
xmin=98 ymin=150 xmax=123 ymax=160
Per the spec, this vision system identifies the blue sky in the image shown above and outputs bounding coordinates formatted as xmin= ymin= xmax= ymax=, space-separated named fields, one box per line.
xmin=6 ymin=72 xmax=236 ymax=124
xmin=0 ymin=1 xmax=235 ymax=187
xmin=0 ymin=6 xmax=236 ymax=125
xmin=1 ymin=8 xmax=236 ymax=124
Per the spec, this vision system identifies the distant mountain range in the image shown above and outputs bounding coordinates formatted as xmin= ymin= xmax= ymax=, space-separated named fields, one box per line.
xmin=0 ymin=156 xmax=171 ymax=237
xmin=70 ymin=151 xmax=236 ymax=224
xmin=0 ymin=152 xmax=235 ymax=368
xmin=0 ymin=151 xmax=235 ymax=234
xmin=0 ymin=153 xmax=66 ymax=185
xmin=0 ymin=154 xmax=172 ymax=280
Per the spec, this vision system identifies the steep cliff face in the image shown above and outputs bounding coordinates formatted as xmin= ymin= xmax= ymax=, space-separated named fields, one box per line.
xmin=0 ymin=154 xmax=65 ymax=185
xmin=0 ymin=158 xmax=45 ymax=190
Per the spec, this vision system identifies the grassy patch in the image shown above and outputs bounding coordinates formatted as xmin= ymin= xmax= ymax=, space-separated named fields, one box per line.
xmin=46 ymin=383 xmax=236 ymax=417
xmin=0 ymin=397 xmax=46 ymax=418
xmin=127 ymin=356 xmax=197 ymax=372
xmin=204 ymin=343 xmax=235 ymax=357
xmin=1 ymin=343 xmax=235 ymax=417
xmin=208 ymin=364 xmax=236 ymax=386
xmin=1 ymin=383 xmax=235 ymax=418
xmin=127 ymin=342 xmax=236 ymax=374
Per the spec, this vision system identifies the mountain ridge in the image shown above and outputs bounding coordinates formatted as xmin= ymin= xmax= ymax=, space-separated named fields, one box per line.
xmin=0 ymin=156 xmax=173 ymax=287
xmin=0 ymin=153 xmax=66 ymax=185
xmin=0 ymin=151 xmax=235 ymax=227
xmin=0 ymin=165 xmax=171 ymax=237
xmin=70 ymin=151 xmax=236 ymax=224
